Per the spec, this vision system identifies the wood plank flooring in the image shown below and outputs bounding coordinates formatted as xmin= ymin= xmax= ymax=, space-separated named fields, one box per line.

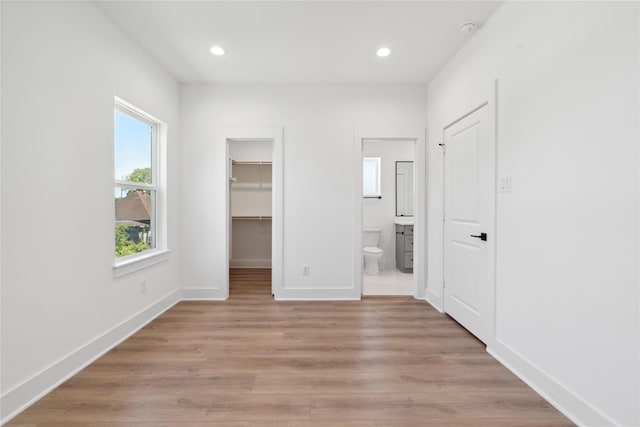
xmin=8 ymin=269 xmax=573 ymax=426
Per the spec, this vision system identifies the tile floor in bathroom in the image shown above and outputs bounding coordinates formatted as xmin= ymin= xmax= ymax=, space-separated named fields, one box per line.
xmin=363 ymin=268 xmax=413 ymax=295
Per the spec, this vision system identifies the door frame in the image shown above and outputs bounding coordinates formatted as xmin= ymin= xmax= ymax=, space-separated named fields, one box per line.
xmin=441 ymin=81 xmax=498 ymax=344
xmin=219 ymin=126 xmax=284 ymax=298
xmin=354 ymin=128 xmax=427 ymax=299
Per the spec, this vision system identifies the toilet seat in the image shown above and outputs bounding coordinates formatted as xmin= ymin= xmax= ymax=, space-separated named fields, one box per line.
xmin=363 ymin=246 xmax=383 ymax=254
xmin=363 ymin=246 xmax=383 ymax=275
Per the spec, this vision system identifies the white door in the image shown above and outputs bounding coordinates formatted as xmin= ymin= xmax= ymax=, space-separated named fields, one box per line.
xmin=443 ymin=103 xmax=495 ymax=343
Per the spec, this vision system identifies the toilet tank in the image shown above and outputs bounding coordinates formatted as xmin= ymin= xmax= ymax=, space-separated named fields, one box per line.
xmin=363 ymin=228 xmax=381 ymax=247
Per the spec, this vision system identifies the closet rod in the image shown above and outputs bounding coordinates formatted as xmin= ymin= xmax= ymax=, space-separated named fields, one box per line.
xmin=231 ymin=161 xmax=272 ymax=165
xmin=232 ymin=216 xmax=272 ymax=221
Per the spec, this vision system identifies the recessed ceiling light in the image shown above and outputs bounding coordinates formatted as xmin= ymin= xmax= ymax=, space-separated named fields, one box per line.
xmin=210 ymin=46 xmax=225 ymax=56
xmin=376 ymin=47 xmax=391 ymax=57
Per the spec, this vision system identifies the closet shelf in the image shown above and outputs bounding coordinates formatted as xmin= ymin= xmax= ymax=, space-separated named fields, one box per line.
xmin=232 ymin=216 xmax=272 ymax=221
xmin=232 ymin=161 xmax=272 ymax=165
xmin=231 ymin=182 xmax=272 ymax=189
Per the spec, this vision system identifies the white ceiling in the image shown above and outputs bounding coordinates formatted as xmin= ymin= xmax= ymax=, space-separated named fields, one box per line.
xmin=95 ymin=1 xmax=503 ymax=84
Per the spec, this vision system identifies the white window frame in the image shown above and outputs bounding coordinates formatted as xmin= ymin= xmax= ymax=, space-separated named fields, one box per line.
xmin=363 ymin=157 xmax=382 ymax=197
xmin=113 ymin=97 xmax=169 ymax=277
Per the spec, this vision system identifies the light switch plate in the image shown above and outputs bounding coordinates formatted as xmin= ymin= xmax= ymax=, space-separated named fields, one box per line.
xmin=499 ymin=176 xmax=512 ymax=193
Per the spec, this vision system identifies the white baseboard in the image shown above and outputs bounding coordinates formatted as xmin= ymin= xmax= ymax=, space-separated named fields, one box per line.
xmin=180 ymin=287 xmax=228 ymax=300
xmin=425 ymin=288 xmax=444 ymax=313
xmin=362 ymin=283 xmax=414 ymax=296
xmin=229 ymin=259 xmax=271 ymax=268
xmin=275 ymin=286 xmax=360 ymax=300
xmin=488 ymin=339 xmax=617 ymax=427
xmin=0 ymin=289 xmax=180 ymax=425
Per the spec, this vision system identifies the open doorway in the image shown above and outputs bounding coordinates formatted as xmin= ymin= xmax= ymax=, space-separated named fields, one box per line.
xmin=220 ymin=126 xmax=283 ymax=300
xmin=361 ymin=139 xmax=416 ymax=295
xmin=228 ymin=140 xmax=273 ymax=297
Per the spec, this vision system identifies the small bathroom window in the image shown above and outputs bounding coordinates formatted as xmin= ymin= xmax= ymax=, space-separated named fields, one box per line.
xmin=363 ymin=157 xmax=381 ymax=197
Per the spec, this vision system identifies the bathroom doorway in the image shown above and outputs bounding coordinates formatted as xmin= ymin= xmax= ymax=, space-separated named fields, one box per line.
xmin=361 ymin=139 xmax=417 ymax=295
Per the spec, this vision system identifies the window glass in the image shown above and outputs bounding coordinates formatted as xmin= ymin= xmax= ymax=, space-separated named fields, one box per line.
xmin=363 ymin=157 xmax=381 ymax=197
xmin=114 ymin=109 xmax=152 ymax=183
xmin=114 ymin=103 xmax=158 ymax=259
xmin=115 ymin=187 xmax=155 ymax=257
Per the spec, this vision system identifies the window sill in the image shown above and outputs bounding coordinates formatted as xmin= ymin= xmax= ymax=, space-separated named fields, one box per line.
xmin=113 ymin=249 xmax=170 ymax=278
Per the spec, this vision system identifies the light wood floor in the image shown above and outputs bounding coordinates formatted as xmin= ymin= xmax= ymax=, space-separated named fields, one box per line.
xmin=9 ymin=269 xmax=573 ymax=426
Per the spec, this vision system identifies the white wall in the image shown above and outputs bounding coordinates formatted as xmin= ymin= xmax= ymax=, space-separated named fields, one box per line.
xmin=180 ymin=84 xmax=427 ymax=298
xmin=426 ymin=2 xmax=639 ymax=425
xmin=363 ymin=140 xmax=414 ymax=270
xmin=230 ymin=220 xmax=272 ymax=268
xmin=1 ymin=2 xmax=181 ymax=422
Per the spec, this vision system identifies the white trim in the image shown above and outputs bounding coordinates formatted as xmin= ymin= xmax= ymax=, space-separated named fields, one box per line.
xmin=113 ymin=181 xmax=155 ymax=190
xmin=415 ymin=127 xmax=428 ymax=300
xmin=229 ymin=259 xmax=272 ymax=268
xmin=114 ymin=96 xmax=163 ymax=125
xmin=488 ymin=340 xmax=616 ymax=427
xmin=0 ymin=4 xmax=3 ymax=423
xmin=0 ymin=289 xmax=180 ymax=425
xmin=180 ymin=288 xmax=228 ymax=301
xmin=275 ymin=287 xmax=360 ymax=300
xmin=113 ymin=249 xmax=170 ymax=278
xmin=425 ymin=288 xmax=444 ymax=313
xmin=218 ymin=126 xmax=284 ymax=299
xmin=354 ymin=128 xmax=427 ymax=300
xmin=491 ymin=80 xmax=499 ymax=344
xmin=353 ymin=129 xmax=364 ymax=299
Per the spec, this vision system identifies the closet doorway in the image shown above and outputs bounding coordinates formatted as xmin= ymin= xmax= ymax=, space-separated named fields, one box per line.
xmin=221 ymin=127 xmax=283 ymax=299
xmin=229 ymin=141 xmax=273 ymax=296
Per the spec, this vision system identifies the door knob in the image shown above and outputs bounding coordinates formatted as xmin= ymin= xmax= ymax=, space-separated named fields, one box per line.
xmin=470 ymin=232 xmax=487 ymax=241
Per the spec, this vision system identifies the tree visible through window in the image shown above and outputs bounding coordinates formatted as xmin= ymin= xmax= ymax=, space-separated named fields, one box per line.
xmin=114 ymin=101 xmax=158 ymax=258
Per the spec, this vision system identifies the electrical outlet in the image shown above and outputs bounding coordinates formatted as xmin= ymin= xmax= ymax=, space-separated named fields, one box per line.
xmin=302 ymin=265 xmax=310 ymax=276
xmin=141 ymin=280 xmax=147 ymax=293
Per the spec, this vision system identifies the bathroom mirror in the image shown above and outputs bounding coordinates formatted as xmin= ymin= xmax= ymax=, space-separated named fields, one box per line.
xmin=396 ymin=161 xmax=414 ymax=216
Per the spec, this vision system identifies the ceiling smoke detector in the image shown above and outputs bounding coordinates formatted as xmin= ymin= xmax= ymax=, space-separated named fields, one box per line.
xmin=459 ymin=22 xmax=477 ymax=34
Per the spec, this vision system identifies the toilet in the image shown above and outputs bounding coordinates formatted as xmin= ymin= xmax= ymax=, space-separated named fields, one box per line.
xmin=363 ymin=228 xmax=384 ymax=275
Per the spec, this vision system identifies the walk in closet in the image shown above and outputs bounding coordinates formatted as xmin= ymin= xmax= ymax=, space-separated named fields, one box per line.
xmin=229 ymin=141 xmax=273 ymax=268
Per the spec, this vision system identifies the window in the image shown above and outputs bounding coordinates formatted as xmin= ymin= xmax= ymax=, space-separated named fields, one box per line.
xmin=114 ymin=99 xmax=160 ymax=260
xmin=363 ymin=157 xmax=381 ymax=197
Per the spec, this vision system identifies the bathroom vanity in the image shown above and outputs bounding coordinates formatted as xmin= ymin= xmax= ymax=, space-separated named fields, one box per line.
xmin=394 ymin=161 xmax=414 ymax=273
xmin=395 ymin=218 xmax=414 ymax=273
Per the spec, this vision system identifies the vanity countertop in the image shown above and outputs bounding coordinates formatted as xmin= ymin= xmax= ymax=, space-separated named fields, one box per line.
xmin=394 ymin=217 xmax=414 ymax=226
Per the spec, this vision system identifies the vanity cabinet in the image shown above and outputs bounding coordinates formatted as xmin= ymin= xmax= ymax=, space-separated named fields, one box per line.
xmin=395 ymin=224 xmax=413 ymax=273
